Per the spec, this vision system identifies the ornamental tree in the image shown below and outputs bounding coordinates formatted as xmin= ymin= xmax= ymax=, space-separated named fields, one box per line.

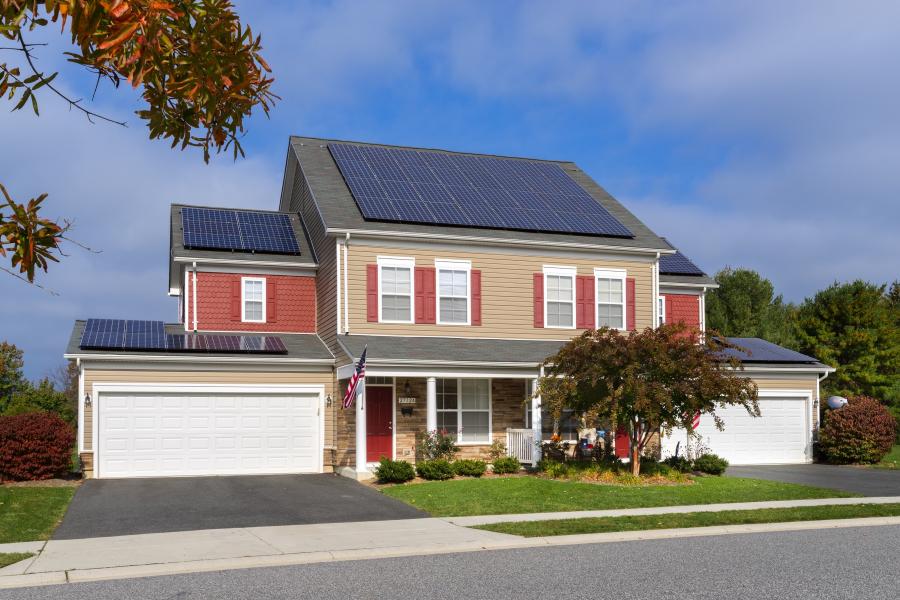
xmin=0 ymin=0 xmax=276 ymax=284
xmin=537 ymin=324 xmax=759 ymax=476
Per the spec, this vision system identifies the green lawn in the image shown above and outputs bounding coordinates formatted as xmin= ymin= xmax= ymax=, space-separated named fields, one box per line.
xmin=477 ymin=503 xmax=900 ymax=537
xmin=0 ymin=552 xmax=34 ymax=569
xmin=873 ymin=445 xmax=900 ymax=469
xmin=0 ymin=486 xmax=76 ymax=544
xmin=381 ymin=476 xmax=857 ymax=517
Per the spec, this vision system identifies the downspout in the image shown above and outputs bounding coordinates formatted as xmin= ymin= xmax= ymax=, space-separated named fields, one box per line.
xmin=652 ymin=252 xmax=660 ymax=328
xmin=343 ymin=232 xmax=350 ymax=334
xmin=192 ymin=261 xmax=198 ymax=332
xmin=335 ymin=239 xmax=342 ymax=336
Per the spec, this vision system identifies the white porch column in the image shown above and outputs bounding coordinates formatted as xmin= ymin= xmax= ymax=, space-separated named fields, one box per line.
xmin=355 ymin=383 xmax=367 ymax=474
xmin=426 ymin=377 xmax=437 ymax=432
xmin=531 ymin=376 xmax=542 ymax=463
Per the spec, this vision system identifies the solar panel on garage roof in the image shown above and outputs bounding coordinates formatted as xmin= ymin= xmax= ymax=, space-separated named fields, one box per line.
xmin=717 ymin=338 xmax=818 ymax=363
xmin=80 ymin=318 xmax=126 ymax=349
xmin=328 ymin=143 xmax=634 ymax=238
xmin=181 ymin=207 xmax=301 ymax=255
xmin=122 ymin=320 xmax=167 ymax=350
xmin=659 ymin=249 xmax=705 ymax=276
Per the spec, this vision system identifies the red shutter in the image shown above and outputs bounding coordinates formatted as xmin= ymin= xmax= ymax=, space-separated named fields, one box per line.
xmin=366 ymin=265 xmax=378 ymax=322
xmin=576 ymin=275 xmax=595 ymax=329
xmin=665 ymin=294 xmax=673 ymax=326
xmin=626 ymin=277 xmax=636 ymax=330
xmin=615 ymin=425 xmax=630 ymax=458
xmin=231 ymin=279 xmax=241 ymax=320
xmin=266 ymin=279 xmax=277 ymax=323
xmin=471 ymin=269 xmax=482 ymax=326
xmin=414 ymin=267 xmax=436 ymax=324
xmin=533 ymin=273 xmax=544 ymax=328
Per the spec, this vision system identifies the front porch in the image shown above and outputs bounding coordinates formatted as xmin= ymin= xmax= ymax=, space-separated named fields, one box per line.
xmin=334 ymin=374 xmax=550 ymax=478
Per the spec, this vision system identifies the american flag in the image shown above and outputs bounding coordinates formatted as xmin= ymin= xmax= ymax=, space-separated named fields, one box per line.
xmin=342 ymin=346 xmax=367 ymax=409
xmin=689 ymin=411 xmax=701 ymax=430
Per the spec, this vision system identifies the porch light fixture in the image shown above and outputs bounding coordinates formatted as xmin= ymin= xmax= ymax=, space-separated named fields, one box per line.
xmin=84 ymin=393 xmax=92 ymax=407
xmin=325 ymin=394 xmax=333 ymax=407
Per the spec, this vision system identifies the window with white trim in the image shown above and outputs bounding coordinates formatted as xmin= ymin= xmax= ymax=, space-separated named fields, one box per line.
xmin=378 ymin=257 xmax=414 ymax=323
xmin=242 ymin=277 xmax=265 ymax=322
xmin=435 ymin=378 xmax=491 ymax=444
xmin=525 ymin=381 xmax=579 ymax=441
xmin=658 ymin=296 xmax=666 ymax=326
xmin=594 ymin=269 xmax=626 ymax=329
xmin=544 ymin=266 xmax=576 ymax=328
xmin=436 ymin=260 xmax=470 ymax=325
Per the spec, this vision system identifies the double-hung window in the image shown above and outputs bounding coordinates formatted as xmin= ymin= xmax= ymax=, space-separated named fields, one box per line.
xmin=436 ymin=260 xmax=470 ymax=325
xmin=435 ymin=378 xmax=491 ymax=444
xmin=378 ymin=257 xmax=414 ymax=323
xmin=544 ymin=266 xmax=576 ymax=328
xmin=594 ymin=269 xmax=626 ymax=330
xmin=658 ymin=296 xmax=666 ymax=326
xmin=242 ymin=277 xmax=265 ymax=322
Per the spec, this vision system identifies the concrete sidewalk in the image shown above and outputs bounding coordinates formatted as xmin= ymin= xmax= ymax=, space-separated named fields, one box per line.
xmin=444 ymin=495 xmax=900 ymax=526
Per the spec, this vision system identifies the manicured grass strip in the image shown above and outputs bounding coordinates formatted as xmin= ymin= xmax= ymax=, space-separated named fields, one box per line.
xmin=873 ymin=445 xmax=900 ymax=470
xmin=476 ymin=503 xmax=900 ymax=537
xmin=0 ymin=552 xmax=34 ymax=569
xmin=0 ymin=487 xmax=76 ymax=544
xmin=381 ymin=476 xmax=857 ymax=517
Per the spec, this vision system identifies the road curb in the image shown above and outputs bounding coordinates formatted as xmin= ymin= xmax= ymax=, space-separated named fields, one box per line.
xmin=1 ymin=516 xmax=899 ymax=589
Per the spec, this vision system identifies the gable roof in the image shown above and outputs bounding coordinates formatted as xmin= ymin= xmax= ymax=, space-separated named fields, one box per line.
xmin=286 ymin=136 xmax=673 ymax=253
xmin=658 ymin=238 xmax=717 ymax=287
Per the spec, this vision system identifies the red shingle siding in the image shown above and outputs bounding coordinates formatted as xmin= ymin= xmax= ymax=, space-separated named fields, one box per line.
xmin=663 ymin=294 xmax=701 ymax=329
xmin=186 ymin=272 xmax=316 ymax=332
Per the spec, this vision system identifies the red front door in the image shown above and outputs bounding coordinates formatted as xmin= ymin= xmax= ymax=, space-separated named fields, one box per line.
xmin=366 ymin=387 xmax=393 ymax=462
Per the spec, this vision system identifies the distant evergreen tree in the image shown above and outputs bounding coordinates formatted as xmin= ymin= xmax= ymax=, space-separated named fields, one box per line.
xmin=705 ymin=268 xmax=797 ymax=348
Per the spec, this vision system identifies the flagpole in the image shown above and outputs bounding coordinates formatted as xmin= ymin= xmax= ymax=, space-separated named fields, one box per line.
xmin=354 ymin=347 xmax=368 ymax=476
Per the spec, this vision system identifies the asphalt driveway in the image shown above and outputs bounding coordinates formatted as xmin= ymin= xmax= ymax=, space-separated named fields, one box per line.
xmin=52 ymin=474 xmax=424 ymax=540
xmin=727 ymin=464 xmax=900 ymax=496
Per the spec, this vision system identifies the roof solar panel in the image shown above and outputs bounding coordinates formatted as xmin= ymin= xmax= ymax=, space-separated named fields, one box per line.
xmin=659 ymin=249 xmax=705 ymax=276
xmin=717 ymin=338 xmax=818 ymax=363
xmin=123 ymin=320 xmax=167 ymax=350
xmin=328 ymin=143 xmax=633 ymax=238
xmin=80 ymin=318 xmax=126 ymax=349
xmin=181 ymin=207 xmax=301 ymax=255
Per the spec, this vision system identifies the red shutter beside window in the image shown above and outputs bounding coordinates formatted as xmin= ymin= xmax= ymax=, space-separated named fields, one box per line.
xmin=415 ymin=267 xmax=436 ymax=324
xmin=471 ymin=269 xmax=482 ymax=326
xmin=266 ymin=279 xmax=277 ymax=323
xmin=533 ymin=273 xmax=544 ymax=328
xmin=231 ymin=279 xmax=241 ymax=320
xmin=366 ymin=265 xmax=378 ymax=322
xmin=576 ymin=275 xmax=595 ymax=329
xmin=626 ymin=277 xmax=636 ymax=330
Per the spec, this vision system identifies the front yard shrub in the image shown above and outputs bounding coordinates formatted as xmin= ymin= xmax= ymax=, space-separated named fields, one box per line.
xmin=693 ymin=453 xmax=729 ymax=475
xmin=416 ymin=430 xmax=459 ymax=461
xmin=487 ymin=440 xmax=507 ymax=462
xmin=373 ymin=458 xmax=415 ymax=484
xmin=818 ymin=396 xmax=896 ymax=464
xmin=663 ymin=455 xmax=694 ymax=473
xmin=537 ymin=459 xmax=569 ymax=478
xmin=416 ymin=459 xmax=454 ymax=480
xmin=491 ymin=456 xmax=521 ymax=474
xmin=0 ymin=412 xmax=74 ymax=481
xmin=452 ymin=459 xmax=487 ymax=477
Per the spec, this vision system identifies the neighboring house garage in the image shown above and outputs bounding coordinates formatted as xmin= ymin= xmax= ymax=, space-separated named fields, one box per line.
xmin=661 ymin=338 xmax=833 ymax=465
xmin=66 ymin=321 xmax=335 ymax=479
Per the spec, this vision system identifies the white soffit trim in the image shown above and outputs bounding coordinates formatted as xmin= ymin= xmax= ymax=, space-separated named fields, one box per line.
xmin=172 ymin=256 xmax=317 ymax=272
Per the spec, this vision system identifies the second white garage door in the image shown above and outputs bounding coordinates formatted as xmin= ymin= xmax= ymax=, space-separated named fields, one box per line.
xmin=97 ymin=391 xmax=321 ymax=478
xmin=662 ymin=395 xmax=811 ymax=465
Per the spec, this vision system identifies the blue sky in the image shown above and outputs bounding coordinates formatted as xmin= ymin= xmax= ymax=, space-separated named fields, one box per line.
xmin=2 ymin=1 xmax=898 ymax=379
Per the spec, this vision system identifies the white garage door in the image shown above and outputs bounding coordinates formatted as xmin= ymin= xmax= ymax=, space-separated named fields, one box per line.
xmin=97 ymin=392 xmax=321 ymax=478
xmin=662 ymin=396 xmax=810 ymax=465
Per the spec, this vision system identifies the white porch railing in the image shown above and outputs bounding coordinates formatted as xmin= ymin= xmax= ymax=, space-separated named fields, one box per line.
xmin=506 ymin=428 xmax=535 ymax=464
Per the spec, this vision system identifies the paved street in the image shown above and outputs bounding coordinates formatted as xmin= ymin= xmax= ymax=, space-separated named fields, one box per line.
xmin=6 ymin=525 xmax=898 ymax=599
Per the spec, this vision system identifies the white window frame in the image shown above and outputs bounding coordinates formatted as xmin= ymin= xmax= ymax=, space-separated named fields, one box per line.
xmin=436 ymin=378 xmax=492 ymax=445
xmin=658 ymin=296 xmax=666 ymax=326
xmin=543 ymin=265 xmax=577 ymax=329
xmin=241 ymin=277 xmax=266 ymax=323
xmin=377 ymin=256 xmax=415 ymax=324
xmin=594 ymin=268 xmax=627 ymax=331
xmin=435 ymin=259 xmax=471 ymax=326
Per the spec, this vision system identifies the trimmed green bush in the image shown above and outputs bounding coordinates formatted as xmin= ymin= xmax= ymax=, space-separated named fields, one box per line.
xmin=491 ymin=456 xmax=521 ymax=474
xmin=818 ymin=396 xmax=896 ymax=464
xmin=416 ymin=459 xmax=454 ymax=480
xmin=693 ymin=453 xmax=729 ymax=475
xmin=537 ymin=459 xmax=569 ymax=478
xmin=373 ymin=457 xmax=415 ymax=484
xmin=663 ymin=455 xmax=694 ymax=473
xmin=452 ymin=459 xmax=487 ymax=477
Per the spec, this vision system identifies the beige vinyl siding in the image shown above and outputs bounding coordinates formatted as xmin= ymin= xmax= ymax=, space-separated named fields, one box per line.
xmin=750 ymin=374 xmax=820 ymax=428
xmin=82 ymin=369 xmax=334 ymax=453
xmin=346 ymin=243 xmax=653 ymax=338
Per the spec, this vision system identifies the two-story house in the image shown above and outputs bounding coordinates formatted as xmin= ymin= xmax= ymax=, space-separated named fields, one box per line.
xmin=65 ymin=137 xmax=833 ymax=479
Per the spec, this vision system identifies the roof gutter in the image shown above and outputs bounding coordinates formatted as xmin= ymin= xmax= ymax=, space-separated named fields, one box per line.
xmin=63 ymin=353 xmax=335 ymax=366
xmin=173 ymin=256 xmax=318 ymax=269
xmin=327 ymin=227 xmax=675 ymax=257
